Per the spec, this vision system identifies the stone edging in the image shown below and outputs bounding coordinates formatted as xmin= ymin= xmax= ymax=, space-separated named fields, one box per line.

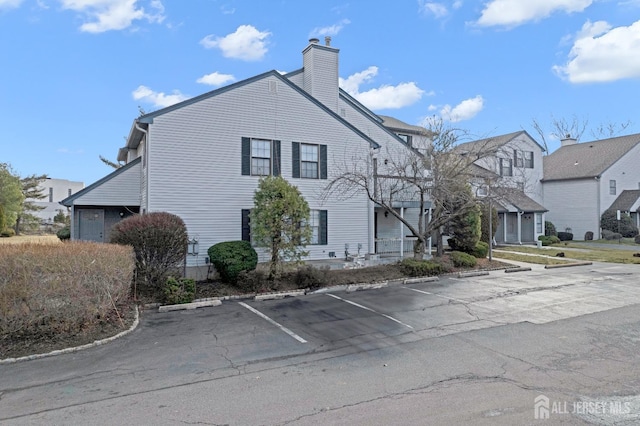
xmin=0 ymin=306 xmax=140 ymax=365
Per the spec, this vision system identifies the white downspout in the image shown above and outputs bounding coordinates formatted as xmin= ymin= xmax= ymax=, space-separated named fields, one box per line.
xmin=400 ymin=207 xmax=404 ymax=258
xmin=134 ymin=122 xmax=149 ymax=214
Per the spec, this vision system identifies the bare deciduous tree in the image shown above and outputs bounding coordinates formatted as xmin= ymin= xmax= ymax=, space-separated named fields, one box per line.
xmin=324 ymin=117 xmax=503 ymax=259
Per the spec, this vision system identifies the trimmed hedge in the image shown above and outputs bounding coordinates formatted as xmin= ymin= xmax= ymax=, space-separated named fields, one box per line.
xmin=472 ymin=241 xmax=489 ymax=258
xmin=584 ymin=231 xmax=594 ymax=241
xmin=545 ymin=221 xmax=557 ymax=237
xmin=538 ymin=235 xmax=560 ymax=246
xmin=163 ymin=277 xmax=196 ymax=305
xmin=601 ymin=210 xmax=639 ymax=238
xmin=635 ymin=234 xmax=640 ymax=244
xmin=399 ymin=258 xmax=445 ymax=277
xmin=557 ymin=232 xmax=573 ymax=241
xmin=56 ymin=226 xmax=70 ymax=241
xmin=208 ymin=240 xmax=258 ymax=283
xmin=602 ymin=229 xmax=622 ymax=240
xmin=450 ymin=251 xmax=477 ymax=268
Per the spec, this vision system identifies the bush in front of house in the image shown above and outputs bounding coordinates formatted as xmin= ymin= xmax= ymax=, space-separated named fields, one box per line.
xmin=163 ymin=277 xmax=196 ymax=305
xmin=450 ymin=251 xmax=477 ymax=268
xmin=601 ymin=210 xmax=639 ymax=238
xmin=545 ymin=221 xmax=557 ymax=237
xmin=602 ymin=229 xmax=623 ymax=240
xmin=208 ymin=240 xmax=258 ymax=284
xmin=0 ymin=242 xmax=134 ymax=345
xmin=538 ymin=235 xmax=561 ymax=246
xmin=471 ymin=241 xmax=489 ymax=258
xmin=399 ymin=258 xmax=445 ymax=277
xmin=557 ymin=232 xmax=573 ymax=241
xmin=56 ymin=226 xmax=70 ymax=241
xmin=1 ymin=228 xmax=15 ymax=238
xmin=584 ymin=231 xmax=594 ymax=241
xmin=110 ymin=212 xmax=188 ymax=298
xmin=635 ymin=234 xmax=640 ymax=244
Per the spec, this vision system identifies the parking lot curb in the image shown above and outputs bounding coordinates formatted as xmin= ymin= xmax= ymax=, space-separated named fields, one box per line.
xmin=0 ymin=306 xmax=140 ymax=365
xmin=504 ymin=267 xmax=532 ymax=273
xmin=457 ymin=271 xmax=490 ymax=278
xmin=158 ymin=300 xmax=222 ymax=312
xmin=255 ymin=290 xmax=306 ymax=301
xmin=545 ymin=261 xmax=593 ymax=269
xmin=403 ymin=276 xmax=439 ymax=284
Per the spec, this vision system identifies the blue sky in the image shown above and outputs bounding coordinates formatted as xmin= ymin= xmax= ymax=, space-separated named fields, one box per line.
xmin=2 ymin=0 xmax=639 ymax=185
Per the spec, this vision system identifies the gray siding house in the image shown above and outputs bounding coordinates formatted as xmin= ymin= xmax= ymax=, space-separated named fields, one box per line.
xmin=456 ymin=131 xmax=547 ymax=244
xmin=542 ymin=134 xmax=640 ymax=239
xmin=62 ymin=38 xmax=420 ymax=270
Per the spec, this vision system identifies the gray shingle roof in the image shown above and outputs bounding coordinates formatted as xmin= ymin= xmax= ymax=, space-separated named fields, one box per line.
xmin=543 ymin=133 xmax=640 ymax=181
xmin=378 ymin=115 xmax=425 ymax=134
xmin=455 ymin=130 xmax=545 ymax=154
xmin=492 ymin=187 xmax=547 ymax=213
xmin=608 ymin=189 xmax=640 ymax=212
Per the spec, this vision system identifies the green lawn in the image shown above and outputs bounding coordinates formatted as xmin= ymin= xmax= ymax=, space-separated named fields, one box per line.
xmin=491 ymin=251 xmax=571 ymax=265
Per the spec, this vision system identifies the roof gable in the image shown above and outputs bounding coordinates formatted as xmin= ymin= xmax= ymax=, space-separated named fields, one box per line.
xmin=608 ymin=189 xmax=640 ymax=212
xmin=456 ymin=130 xmax=545 ymax=154
xmin=60 ymin=157 xmax=141 ymax=206
xmin=124 ymin=70 xmax=381 ymax=152
xmin=543 ymin=133 xmax=640 ymax=181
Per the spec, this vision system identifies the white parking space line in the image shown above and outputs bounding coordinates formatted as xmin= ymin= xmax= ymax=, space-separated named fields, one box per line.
xmin=326 ymin=293 xmax=414 ymax=330
xmin=238 ymin=302 xmax=307 ymax=343
xmin=404 ymin=287 xmax=469 ymax=304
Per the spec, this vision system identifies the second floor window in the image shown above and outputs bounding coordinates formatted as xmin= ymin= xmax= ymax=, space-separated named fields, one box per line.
xmin=241 ymin=137 xmax=281 ymax=177
xmin=524 ymin=151 xmax=534 ymax=168
xmin=292 ymin=142 xmax=327 ymax=179
xmin=500 ymin=158 xmax=513 ymax=177
xmin=251 ymin=139 xmax=271 ymax=176
xmin=514 ymin=150 xmax=524 ymax=168
xmin=301 ymin=144 xmax=319 ymax=178
xmin=610 ymin=180 xmax=616 ymax=195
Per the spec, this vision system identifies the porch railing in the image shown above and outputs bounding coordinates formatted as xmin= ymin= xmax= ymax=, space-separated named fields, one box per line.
xmin=375 ymin=238 xmax=416 ymax=256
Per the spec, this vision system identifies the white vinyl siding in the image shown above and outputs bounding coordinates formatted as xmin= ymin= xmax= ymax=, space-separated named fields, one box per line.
xmin=72 ymin=162 xmax=141 ymax=206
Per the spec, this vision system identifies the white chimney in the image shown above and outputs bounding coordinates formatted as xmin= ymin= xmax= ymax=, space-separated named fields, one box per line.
xmin=302 ymin=38 xmax=339 ymax=112
xmin=560 ymin=134 xmax=577 ymax=147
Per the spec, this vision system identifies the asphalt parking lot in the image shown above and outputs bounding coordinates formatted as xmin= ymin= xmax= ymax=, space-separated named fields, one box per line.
xmin=2 ymin=261 xmax=640 ymax=425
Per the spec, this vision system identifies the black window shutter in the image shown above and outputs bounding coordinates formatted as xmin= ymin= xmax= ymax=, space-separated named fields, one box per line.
xmin=319 ymin=210 xmax=327 ymax=245
xmin=241 ymin=209 xmax=251 ymax=241
xmin=241 ymin=137 xmax=251 ymax=176
xmin=292 ymin=142 xmax=300 ymax=178
xmin=530 ymin=153 xmax=534 ymax=168
xmin=273 ymin=140 xmax=281 ymax=176
xmin=320 ymin=144 xmax=327 ymax=179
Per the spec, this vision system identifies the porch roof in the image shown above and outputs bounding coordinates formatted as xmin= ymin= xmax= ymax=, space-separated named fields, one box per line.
xmin=492 ymin=188 xmax=547 ymax=213
xmin=609 ymin=189 xmax=640 ymax=212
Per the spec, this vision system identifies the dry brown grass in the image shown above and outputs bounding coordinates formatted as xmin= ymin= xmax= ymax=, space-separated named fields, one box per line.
xmin=0 ymin=234 xmax=60 ymax=245
xmin=0 ymin=242 xmax=135 ymax=355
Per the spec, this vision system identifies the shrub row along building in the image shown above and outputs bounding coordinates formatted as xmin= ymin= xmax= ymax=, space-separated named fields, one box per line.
xmin=62 ymin=38 xmax=640 ymax=273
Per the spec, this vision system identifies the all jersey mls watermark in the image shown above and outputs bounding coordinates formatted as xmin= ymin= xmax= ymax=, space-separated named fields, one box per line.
xmin=534 ymin=394 xmax=633 ymax=420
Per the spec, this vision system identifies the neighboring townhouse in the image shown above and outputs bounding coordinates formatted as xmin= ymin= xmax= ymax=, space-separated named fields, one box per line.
xmin=609 ymin=190 xmax=640 ymax=230
xmin=456 ymin=131 xmax=547 ymax=244
xmin=542 ymin=134 xmax=640 ymax=240
xmin=31 ymin=178 xmax=84 ymax=224
xmin=62 ymin=38 xmax=422 ymax=271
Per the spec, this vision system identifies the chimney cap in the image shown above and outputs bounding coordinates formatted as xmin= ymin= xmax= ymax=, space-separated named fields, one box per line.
xmin=325 ymin=36 xmax=331 ymax=46
xmin=309 ymin=38 xmax=319 ymax=44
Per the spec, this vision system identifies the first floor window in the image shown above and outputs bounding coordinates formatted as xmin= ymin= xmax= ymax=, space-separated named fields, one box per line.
xmin=610 ymin=179 xmax=616 ymax=195
xmin=307 ymin=210 xmax=327 ymax=245
xmin=536 ymin=213 xmax=543 ymax=234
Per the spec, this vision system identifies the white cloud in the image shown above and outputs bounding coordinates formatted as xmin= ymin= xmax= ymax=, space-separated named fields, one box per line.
xmin=60 ymin=0 xmax=166 ymax=33
xmin=419 ymin=1 xmax=449 ymax=18
xmin=476 ymin=0 xmax=592 ymax=28
xmin=309 ymin=18 xmax=350 ymax=37
xmin=0 ymin=0 xmax=24 ymax=9
xmin=132 ymin=85 xmax=188 ymax=108
xmin=196 ymin=72 xmax=236 ymax=86
xmin=553 ymin=19 xmax=640 ymax=83
xmin=339 ymin=66 xmax=427 ymax=110
xmin=200 ymin=25 xmax=270 ymax=61
xmin=439 ymin=95 xmax=484 ymax=122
